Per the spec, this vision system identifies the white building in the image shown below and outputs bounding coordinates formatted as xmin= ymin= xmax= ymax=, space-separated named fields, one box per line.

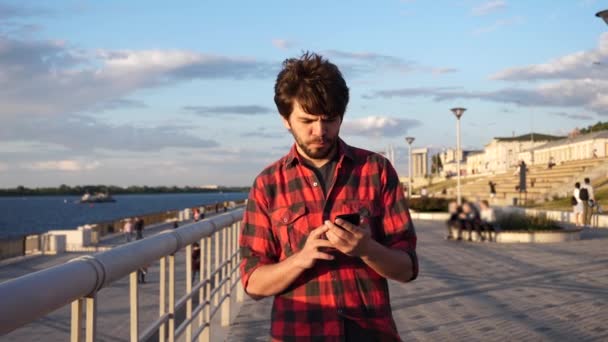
xmin=520 ymin=130 xmax=608 ymax=165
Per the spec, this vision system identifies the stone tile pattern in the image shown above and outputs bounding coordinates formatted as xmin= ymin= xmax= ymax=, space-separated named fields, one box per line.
xmin=228 ymin=221 xmax=608 ymax=341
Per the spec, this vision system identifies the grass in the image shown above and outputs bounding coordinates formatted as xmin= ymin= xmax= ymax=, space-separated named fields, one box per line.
xmin=529 ymin=177 xmax=608 ymax=211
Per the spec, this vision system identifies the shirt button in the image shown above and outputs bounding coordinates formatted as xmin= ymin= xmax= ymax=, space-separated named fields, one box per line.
xmin=337 ymin=309 xmax=343 ymax=314
xmin=283 ymin=218 xmax=288 ymax=223
xmin=312 ymin=182 xmax=318 ymax=187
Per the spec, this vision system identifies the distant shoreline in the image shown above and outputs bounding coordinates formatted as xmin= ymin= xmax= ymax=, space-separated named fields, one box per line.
xmin=0 ymin=187 xmax=250 ymax=197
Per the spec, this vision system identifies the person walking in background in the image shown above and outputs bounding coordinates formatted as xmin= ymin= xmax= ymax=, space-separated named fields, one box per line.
xmin=239 ymin=52 xmax=417 ymax=341
xmin=134 ymin=217 xmax=144 ymax=240
xmin=123 ymin=218 xmax=133 ymax=242
xmin=488 ymin=181 xmax=497 ymax=200
xmin=581 ymin=177 xmax=595 ymax=228
xmin=191 ymin=242 xmax=201 ymax=283
xmin=547 ymin=156 xmax=556 ymax=169
xmin=138 ymin=265 xmax=148 ymax=284
xmin=193 ymin=207 xmax=200 ymax=222
xmin=573 ymin=182 xmax=583 ymax=227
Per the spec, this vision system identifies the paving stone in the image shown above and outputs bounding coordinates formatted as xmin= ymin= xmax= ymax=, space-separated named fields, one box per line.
xmin=227 ymin=220 xmax=608 ymax=341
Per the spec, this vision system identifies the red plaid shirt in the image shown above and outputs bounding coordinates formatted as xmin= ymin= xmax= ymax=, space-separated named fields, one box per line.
xmin=240 ymin=139 xmax=418 ymax=341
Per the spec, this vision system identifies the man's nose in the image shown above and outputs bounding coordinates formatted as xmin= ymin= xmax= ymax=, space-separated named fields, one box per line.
xmin=312 ymin=120 xmax=327 ymax=136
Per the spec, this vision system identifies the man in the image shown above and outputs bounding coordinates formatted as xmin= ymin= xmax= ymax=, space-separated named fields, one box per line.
xmin=239 ymin=52 xmax=418 ymax=341
xmin=581 ymin=177 xmax=595 ymax=227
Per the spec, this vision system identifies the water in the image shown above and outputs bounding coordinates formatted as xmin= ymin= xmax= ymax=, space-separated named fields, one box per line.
xmin=0 ymin=192 xmax=248 ymax=239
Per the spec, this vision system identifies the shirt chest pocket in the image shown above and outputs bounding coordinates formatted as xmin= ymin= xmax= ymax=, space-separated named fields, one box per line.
xmin=270 ymin=204 xmax=310 ymax=257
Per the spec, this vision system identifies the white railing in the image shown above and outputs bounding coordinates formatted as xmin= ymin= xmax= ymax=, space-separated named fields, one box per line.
xmin=0 ymin=209 xmax=245 ymax=342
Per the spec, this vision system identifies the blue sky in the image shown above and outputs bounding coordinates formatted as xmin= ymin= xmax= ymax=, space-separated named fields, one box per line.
xmin=1 ymin=0 xmax=607 ymax=187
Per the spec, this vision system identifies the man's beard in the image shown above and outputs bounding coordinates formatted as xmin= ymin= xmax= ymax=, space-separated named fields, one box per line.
xmin=292 ymin=132 xmax=337 ymax=160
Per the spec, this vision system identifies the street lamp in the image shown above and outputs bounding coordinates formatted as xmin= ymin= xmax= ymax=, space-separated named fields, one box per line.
xmin=451 ymin=107 xmax=466 ymax=205
xmin=405 ymin=136 xmax=415 ymax=199
xmin=596 ymin=10 xmax=608 ymax=25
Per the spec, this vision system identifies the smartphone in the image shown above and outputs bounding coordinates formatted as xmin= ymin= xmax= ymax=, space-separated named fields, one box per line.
xmin=335 ymin=213 xmax=360 ymax=228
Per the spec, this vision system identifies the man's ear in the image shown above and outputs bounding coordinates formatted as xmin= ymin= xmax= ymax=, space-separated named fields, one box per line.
xmin=281 ymin=116 xmax=291 ymax=130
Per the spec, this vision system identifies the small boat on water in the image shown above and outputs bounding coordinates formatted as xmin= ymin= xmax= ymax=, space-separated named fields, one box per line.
xmin=79 ymin=192 xmax=116 ymax=203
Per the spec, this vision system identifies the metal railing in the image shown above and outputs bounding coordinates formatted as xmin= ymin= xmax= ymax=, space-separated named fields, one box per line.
xmin=0 ymin=209 xmax=245 ymax=342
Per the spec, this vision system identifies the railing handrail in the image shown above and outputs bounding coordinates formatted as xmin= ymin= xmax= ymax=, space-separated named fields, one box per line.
xmin=0 ymin=208 xmax=244 ymax=335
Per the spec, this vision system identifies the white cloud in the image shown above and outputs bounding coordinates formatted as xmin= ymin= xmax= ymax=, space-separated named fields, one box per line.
xmin=341 ymin=116 xmax=422 ymax=138
xmin=368 ymin=33 xmax=608 ymax=116
xmin=0 ymin=34 xmax=275 ymax=118
xmin=26 ymin=160 xmax=101 ymax=172
xmin=491 ymin=33 xmax=608 ymax=81
xmin=472 ymin=1 xmax=506 ymax=16
xmin=272 ymin=39 xmax=296 ymax=50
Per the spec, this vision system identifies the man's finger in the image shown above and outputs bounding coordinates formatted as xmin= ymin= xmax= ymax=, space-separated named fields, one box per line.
xmin=326 ymin=219 xmax=356 ymax=234
xmin=309 ymin=225 xmax=330 ymax=239
xmin=313 ymin=239 xmax=335 ymax=249
xmin=314 ymin=252 xmax=335 ymax=261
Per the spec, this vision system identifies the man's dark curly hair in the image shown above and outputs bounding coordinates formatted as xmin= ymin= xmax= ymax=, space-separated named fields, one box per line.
xmin=274 ymin=52 xmax=349 ymax=120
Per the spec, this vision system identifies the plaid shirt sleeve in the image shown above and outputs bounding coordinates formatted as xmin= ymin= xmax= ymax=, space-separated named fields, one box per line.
xmin=239 ymin=177 xmax=281 ymax=292
xmin=379 ymin=159 xmax=418 ymax=280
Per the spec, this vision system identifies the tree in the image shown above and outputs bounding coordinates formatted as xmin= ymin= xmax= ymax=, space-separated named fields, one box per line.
xmin=431 ymin=153 xmax=443 ymax=176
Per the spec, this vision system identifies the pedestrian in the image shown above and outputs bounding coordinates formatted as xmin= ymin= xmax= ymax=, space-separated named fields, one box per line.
xmin=573 ymin=182 xmax=583 ymax=227
xmin=547 ymin=156 xmax=556 ymax=169
xmin=138 ymin=265 xmax=148 ymax=284
xmin=123 ymin=218 xmax=133 ymax=242
xmin=420 ymin=187 xmax=428 ymax=198
xmin=193 ymin=208 xmax=200 ymax=222
xmin=239 ymin=52 xmax=418 ymax=341
xmin=191 ymin=242 xmax=201 ymax=283
xmin=581 ymin=177 xmax=595 ymax=227
xmin=134 ymin=217 xmax=144 ymax=240
xmin=488 ymin=181 xmax=496 ymax=199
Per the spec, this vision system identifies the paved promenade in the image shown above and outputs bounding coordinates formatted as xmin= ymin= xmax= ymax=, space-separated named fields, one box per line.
xmin=228 ymin=220 xmax=608 ymax=341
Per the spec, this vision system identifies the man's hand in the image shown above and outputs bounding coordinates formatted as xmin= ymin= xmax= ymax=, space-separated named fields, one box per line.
xmin=293 ymin=225 xmax=335 ymax=269
xmin=325 ymin=218 xmax=372 ymax=257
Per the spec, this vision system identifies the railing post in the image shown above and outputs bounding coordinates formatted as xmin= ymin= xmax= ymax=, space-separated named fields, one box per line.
xmin=168 ymin=254 xmax=175 ymax=342
xmin=214 ymin=232 xmax=220 ymax=308
xmin=159 ymin=256 xmax=166 ymax=342
xmin=221 ymin=227 xmax=230 ymax=327
xmin=70 ymin=298 xmax=84 ymax=342
xmin=186 ymin=244 xmax=193 ymax=342
xmin=129 ymin=271 xmax=139 ymax=342
xmin=235 ymin=222 xmax=244 ymax=303
xmin=200 ymin=236 xmax=212 ymax=342
xmin=85 ymin=294 xmax=97 ymax=342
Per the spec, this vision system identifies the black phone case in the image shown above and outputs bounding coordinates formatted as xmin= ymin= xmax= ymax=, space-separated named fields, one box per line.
xmin=335 ymin=213 xmax=360 ymax=226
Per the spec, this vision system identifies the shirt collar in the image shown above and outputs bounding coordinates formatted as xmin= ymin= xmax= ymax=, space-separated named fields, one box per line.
xmin=284 ymin=138 xmax=354 ymax=168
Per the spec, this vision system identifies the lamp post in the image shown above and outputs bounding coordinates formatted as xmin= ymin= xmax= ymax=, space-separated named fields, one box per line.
xmin=451 ymin=107 xmax=466 ymax=205
xmin=405 ymin=137 xmax=415 ymax=199
xmin=596 ymin=10 xmax=608 ymax=25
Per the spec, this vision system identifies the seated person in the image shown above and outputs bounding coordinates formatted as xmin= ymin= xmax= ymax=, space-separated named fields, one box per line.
xmin=446 ymin=200 xmax=463 ymax=240
xmin=459 ymin=202 xmax=483 ymax=242
xmin=478 ymin=200 xmax=496 ymax=241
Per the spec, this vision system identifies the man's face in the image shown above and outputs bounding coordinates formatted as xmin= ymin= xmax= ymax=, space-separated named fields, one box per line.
xmin=282 ymin=101 xmax=342 ymax=163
